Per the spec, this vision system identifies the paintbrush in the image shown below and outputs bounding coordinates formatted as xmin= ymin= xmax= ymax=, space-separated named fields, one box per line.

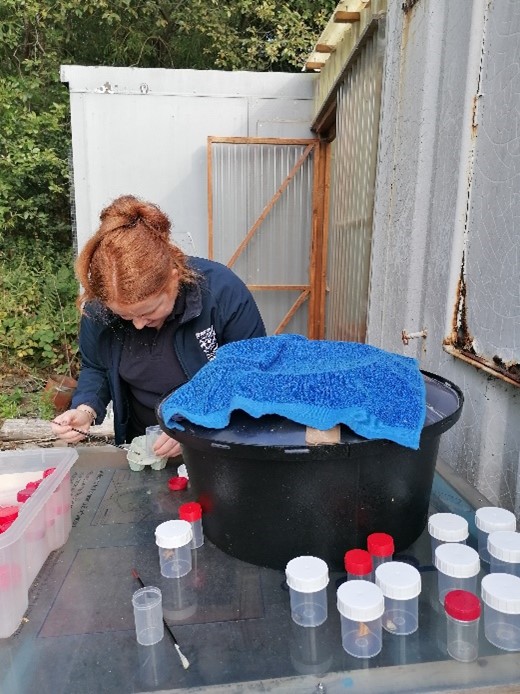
xmin=51 ymin=420 xmax=130 ymax=450
xmin=131 ymin=568 xmax=190 ymax=669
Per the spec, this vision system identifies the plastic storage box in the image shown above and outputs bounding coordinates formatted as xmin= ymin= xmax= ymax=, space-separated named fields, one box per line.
xmin=0 ymin=448 xmax=77 ymax=638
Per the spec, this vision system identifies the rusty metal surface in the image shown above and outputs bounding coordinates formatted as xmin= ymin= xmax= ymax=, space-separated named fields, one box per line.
xmin=442 ymin=0 xmax=520 ymax=389
xmin=402 ymin=0 xmax=422 ymax=14
xmin=444 ymin=258 xmax=519 ymax=386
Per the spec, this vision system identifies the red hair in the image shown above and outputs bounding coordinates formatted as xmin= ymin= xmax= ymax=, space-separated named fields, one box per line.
xmin=76 ymin=195 xmax=197 ymax=308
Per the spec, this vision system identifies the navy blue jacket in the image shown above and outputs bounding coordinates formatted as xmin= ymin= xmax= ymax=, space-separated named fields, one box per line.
xmin=71 ymin=257 xmax=266 ymax=444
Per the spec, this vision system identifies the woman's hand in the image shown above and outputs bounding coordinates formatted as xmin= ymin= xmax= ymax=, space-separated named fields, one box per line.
xmin=154 ymin=431 xmax=182 ymax=459
xmin=51 ymin=408 xmax=94 ymax=443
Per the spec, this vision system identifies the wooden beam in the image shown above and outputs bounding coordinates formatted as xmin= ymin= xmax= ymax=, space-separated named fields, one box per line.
xmin=311 ymin=16 xmax=381 ymax=136
xmin=306 ymin=138 xmax=330 ymax=340
xmin=208 ymin=136 xmax=316 ymax=146
xmin=0 ymin=418 xmax=114 ymax=442
xmin=305 ymin=425 xmax=341 ymax=445
xmin=207 ymin=136 xmax=214 ymax=258
xmin=313 ymin=99 xmax=337 ymax=137
xmin=305 ymin=61 xmax=326 ymax=71
xmin=334 ymin=11 xmax=361 ymax=23
xmin=274 ymin=289 xmax=310 ymax=334
xmin=314 ymin=141 xmax=331 ymax=339
xmin=315 ymin=43 xmax=336 ymax=54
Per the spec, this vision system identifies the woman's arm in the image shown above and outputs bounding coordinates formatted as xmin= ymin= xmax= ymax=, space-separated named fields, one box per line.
xmin=52 ymin=310 xmax=113 ymax=442
xmin=70 ymin=310 xmax=113 ymax=422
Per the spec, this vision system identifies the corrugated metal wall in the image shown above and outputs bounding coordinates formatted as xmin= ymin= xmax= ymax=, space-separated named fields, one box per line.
xmin=325 ymin=27 xmax=385 ymax=342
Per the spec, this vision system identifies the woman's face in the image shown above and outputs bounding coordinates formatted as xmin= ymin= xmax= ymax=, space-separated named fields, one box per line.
xmin=106 ymin=269 xmax=179 ymax=330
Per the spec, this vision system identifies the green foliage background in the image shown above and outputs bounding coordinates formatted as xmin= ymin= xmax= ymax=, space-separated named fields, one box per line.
xmin=0 ymin=0 xmax=334 ymax=382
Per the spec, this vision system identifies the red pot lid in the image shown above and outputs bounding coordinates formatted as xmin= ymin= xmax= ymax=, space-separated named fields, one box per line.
xmin=179 ymin=501 xmax=202 ymax=521
xmin=168 ymin=476 xmax=188 ymax=491
xmin=0 ymin=506 xmax=19 ymax=523
xmin=344 ymin=549 xmax=373 ymax=574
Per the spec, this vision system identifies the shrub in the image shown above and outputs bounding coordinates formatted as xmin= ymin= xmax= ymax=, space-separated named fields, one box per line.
xmin=0 ymin=238 xmax=80 ymax=377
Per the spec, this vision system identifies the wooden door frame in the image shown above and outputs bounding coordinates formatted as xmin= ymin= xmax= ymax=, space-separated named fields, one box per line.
xmin=207 ymin=136 xmax=330 ymax=339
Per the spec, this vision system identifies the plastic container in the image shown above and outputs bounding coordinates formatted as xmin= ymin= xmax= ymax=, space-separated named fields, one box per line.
xmin=179 ymin=502 xmax=204 ymax=549
xmin=45 ymin=467 xmax=74 ymax=553
xmin=168 ymin=476 xmax=188 ymax=492
xmin=475 ymin=507 xmax=516 ymax=564
xmin=435 ymin=543 xmax=480 ymax=604
xmin=337 ymin=579 xmax=384 ymax=658
xmin=0 ymin=448 xmax=77 ymax=638
xmin=285 ymin=556 xmax=329 ymax=627
xmin=444 ymin=590 xmax=481 ymax=662
xmin=375 ymin=561 xmax=422 ymax=635
xmin=289 ymin=620 xmax=333 ymax=675
xmin=132 ymin=586 xmax=164 ymax=646
xmin=158 ymin=371 xmax=464 ymax=570
xmin=155 ymin=520 xmax=193 ymax=578
xmin=145 ymin=425 xmax=163 ymax=457
xmin=481 ymin=573 xmax=520 ymax=651
xmin=488 ymin=530 xmax=520 ymax=578
xmin=26 ymin=512 xmax=49 ymax=585
xmin=161 ymin=572 xmax=198 ymax=623
xmin=367 ymin=532 xmax=394 ymax=570
xmin=44 ymin=374 xmax=77 ymax=414
xmin=344 ymin=549 xmax=373 ymax=581
xmin=428 ymin=513 xmax=468 ymax=564
xmin=177 ymin=464 xmax=189 ymax=479
xmin=127 ymin=434 xmax=168 ymax=472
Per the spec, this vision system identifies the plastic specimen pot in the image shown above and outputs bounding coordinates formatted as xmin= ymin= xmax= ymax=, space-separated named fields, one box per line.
xmin=132 ymin=586 xmax=164 ymax=646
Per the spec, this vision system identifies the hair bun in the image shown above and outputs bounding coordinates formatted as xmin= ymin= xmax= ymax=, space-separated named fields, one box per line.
xmin=100 ymin=195 xmax=170 ymax=236
xmin=137 ymin=202 xmax=170 ymax=236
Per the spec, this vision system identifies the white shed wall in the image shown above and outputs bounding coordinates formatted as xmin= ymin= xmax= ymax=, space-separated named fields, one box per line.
xmin=369 ymin=0 xmax=520 ymax=511
xmin=60 ymin=66 xmax=317 ymax=256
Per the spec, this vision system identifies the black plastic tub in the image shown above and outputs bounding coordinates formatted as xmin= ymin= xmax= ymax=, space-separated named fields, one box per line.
xmin=158 ymin=370 xmax=463 ymax=571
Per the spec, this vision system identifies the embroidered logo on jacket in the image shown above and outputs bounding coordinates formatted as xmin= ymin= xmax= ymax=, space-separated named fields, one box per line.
xmin=196 ymin=326 xmax=218 ymax=361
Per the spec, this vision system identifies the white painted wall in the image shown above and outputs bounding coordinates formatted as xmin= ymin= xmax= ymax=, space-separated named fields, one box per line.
xmin=60 ymin=66 xmax=317 ymax=256
xmin=369 ymin=0 xmax=520 ymax=511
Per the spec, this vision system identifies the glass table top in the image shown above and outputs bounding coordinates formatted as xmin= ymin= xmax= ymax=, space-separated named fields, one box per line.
xmin=0 ymin=447 xmax=518 ymax=694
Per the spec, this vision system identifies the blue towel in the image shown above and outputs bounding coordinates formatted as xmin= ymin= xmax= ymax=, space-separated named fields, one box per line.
xmin=160 ymin=334 xmax=426 ymax=449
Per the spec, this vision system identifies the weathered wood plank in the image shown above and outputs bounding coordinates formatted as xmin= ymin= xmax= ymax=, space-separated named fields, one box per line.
xmin=305 ymin=425 xmax=341 ymax=445
xmin=0 ymin=418 xmax=114 ymax=441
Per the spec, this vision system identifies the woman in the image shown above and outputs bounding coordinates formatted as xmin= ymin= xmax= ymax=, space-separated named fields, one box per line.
xmin=51 ymin=195 xmax=266 ymax=457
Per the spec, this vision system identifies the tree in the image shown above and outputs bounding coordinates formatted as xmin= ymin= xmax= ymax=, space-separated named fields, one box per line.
xmin=0 ymin=1 xmax=335 ymax=375
xmin=0 ymin=0 xmax=334 ymax=251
